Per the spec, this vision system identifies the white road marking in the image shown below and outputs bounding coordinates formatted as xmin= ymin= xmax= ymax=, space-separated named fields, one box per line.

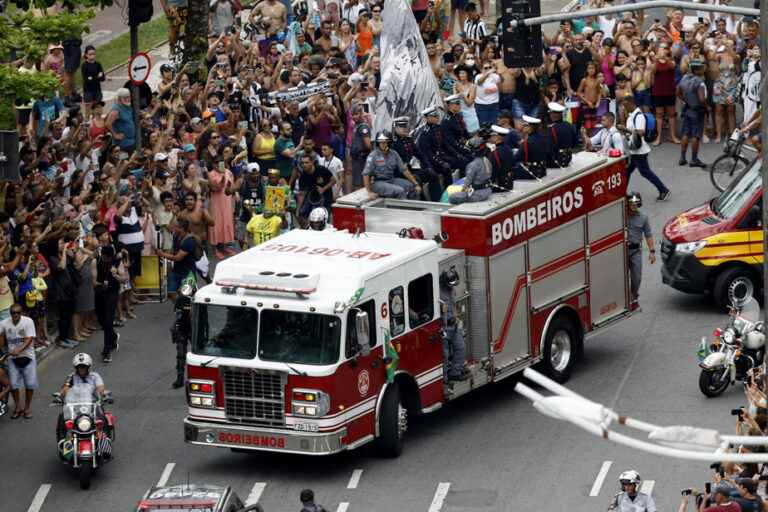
xmin=589 ymin=461 xmax=613 ymax=497
xmin=157 ymin=462 xmax=175 ymax=487
xmin=347 ymin=469 xmax=363 ymax=489
xmin=245 ymin=482 xmax=267 ymax=506
xmin=336 ymin=503 xmax=349 ymax=512
xmin=26 ymin=484 xmax=51 ymax=512
xmin=428 ymin=482 xmax=451 ymax=512
xmin=640 ymin=480 xmax=655 ymax=496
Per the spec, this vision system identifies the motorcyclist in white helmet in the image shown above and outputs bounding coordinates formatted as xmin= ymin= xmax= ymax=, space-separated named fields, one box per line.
xmin=308 ymin=207 xmax=333 ymax=231
xmin=608 ymin=470 xmax=656 ymax=512
xmin=58 ymin=353 xmax=108 ymax=400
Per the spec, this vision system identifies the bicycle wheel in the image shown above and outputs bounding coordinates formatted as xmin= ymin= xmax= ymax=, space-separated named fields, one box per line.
xmin=710 ymin=154 xmax=750 ymax=192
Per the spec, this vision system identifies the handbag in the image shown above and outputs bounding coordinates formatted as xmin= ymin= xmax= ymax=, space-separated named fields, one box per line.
xmin=12 ymin=356 xmax=31 ymax=369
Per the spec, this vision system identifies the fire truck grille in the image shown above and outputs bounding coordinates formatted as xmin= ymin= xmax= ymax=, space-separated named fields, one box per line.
xmin=221 ymin=367 xmax=286 ymax=427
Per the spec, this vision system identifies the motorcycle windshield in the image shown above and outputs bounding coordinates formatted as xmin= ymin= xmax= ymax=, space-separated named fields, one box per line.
xmin=63 ymin=382 xmax=97 ymax=420
xmin=741 ymin=298 xmax=761 ymax=324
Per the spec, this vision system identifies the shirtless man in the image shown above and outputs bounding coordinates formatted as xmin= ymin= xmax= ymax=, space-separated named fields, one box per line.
xmin=616 ymin=20 xmax=639 ymax=55
xmin=177 ymin=193 xmax=215 ymax=250
xmin=494 ymin=55 xmax=516 ymax=113
xmin=250 ymin=0 xmax=287 ymax=38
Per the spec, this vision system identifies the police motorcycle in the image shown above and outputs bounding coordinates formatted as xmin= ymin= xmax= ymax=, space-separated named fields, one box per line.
xmin=51 ymin=383 xmax=115 ymax=489
xmin=698 ymin=280 xmax=766 ymax=397
xmin=171 ymin=273 xmax=198 ymax=389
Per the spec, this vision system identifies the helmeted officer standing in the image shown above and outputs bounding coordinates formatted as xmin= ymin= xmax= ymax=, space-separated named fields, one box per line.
xmin=546 ymin=102 xmax=578 ymax=167
xmin=626 ymin=191 xmax=655 ymax=305
xmin=440 ymin=94 xmax=473 ymax=173
xmin=677 ymin=59 xmax=708 ymax=168
xmin=391 ymin=116 xmax=432 ymax=199
xmin=512 ymin=115 xmax=549 ymax=180
xmin=448 ymin=138 xmax=493 ymax=204
xmin=415 ymin=105 xmax=453 ymax=195
xmin=440 ymin=267 xmax=466 ymax=382
xmin=363 ymin=133 xmax=423 ymax=199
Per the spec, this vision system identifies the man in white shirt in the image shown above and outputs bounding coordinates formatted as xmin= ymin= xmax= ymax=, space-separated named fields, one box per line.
xmin=474 ymin=61 xmax=502 ymax=126
xmin=1 ymin=304 xmax=38 ymax=419
xmin=319 ymin=143 xmax=344 ymax=199
xmin=584 ymin=112 xmax=625 ymax=155
xmin=620 ymin=94 xmax=670 ymax=201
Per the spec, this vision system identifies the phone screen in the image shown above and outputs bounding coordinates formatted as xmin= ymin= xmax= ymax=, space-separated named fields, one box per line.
xmin=238 ymin=120 xmax=248 ymax=130
xmin=219 ymin=162 xmax=225 ymax=171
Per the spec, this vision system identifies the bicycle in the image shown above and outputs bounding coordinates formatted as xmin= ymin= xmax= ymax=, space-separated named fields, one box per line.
xmin=710 ymin=129 xmax=754 ymax=192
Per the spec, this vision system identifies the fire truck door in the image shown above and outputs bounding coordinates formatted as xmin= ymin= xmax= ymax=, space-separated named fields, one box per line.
xmin=489 ymin=243 xmax=530 ymax=369
xmin=588 ymin=199 xmax=629 ymax=325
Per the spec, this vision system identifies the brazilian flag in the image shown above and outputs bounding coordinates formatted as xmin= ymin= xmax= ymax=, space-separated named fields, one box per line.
xmin=385 ymin=329 xmax=399 ymax=383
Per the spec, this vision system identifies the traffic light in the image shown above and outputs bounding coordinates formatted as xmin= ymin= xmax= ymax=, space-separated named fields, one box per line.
xmin=500 ymin=0 xmax=543 ymax=68
xmin=128 ymin=0 xmax=153 ymax=26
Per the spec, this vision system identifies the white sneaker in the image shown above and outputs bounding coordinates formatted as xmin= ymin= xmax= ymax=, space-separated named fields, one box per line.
xmin=703 ymin=134 xmax=710 ymax=143
xmin=114 ymin=332 xmax=120 ymax=353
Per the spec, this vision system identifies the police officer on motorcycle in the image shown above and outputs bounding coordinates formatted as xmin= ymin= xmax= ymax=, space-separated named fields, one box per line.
xmin=440 ymin=94 xmax=473 ymax=173
xmin=363 ymin=132 xmax=422 ymax=199
xmin=448 ymin=138 xmax=493 ymax=205
xmin=626 ymin=191 xmax=655 ymax=305
xmin=608 ymin=470 xmax=656 ymax=511
xmin=171 ymin=274 xmax=197 ymax=389
xmin=56 ymin=353 xmax=111 ymax=441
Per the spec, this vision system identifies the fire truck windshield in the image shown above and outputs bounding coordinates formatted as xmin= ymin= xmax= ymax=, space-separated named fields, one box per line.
xmin=712 ymin=160 xmax=761 ymax=219
xmin=258 ymin=310 xmax=341 ymax=365
xmin=192 ymin=304 xmax=259 ymax=359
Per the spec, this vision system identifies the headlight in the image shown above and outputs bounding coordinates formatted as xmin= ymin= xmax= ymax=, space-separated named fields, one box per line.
xmin=292 ymin=388 xmax=330 ymax=417
xmin=722 ymin=329 xmax=735 ymax=344
xmin=76 ymin=416 xmax=93 ymax=432
xmin=675 ymin=241 xmax=707 ymax=254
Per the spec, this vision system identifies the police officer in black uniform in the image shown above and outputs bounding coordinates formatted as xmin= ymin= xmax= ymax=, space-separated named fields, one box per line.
xmin=512 ymin=116 xmax=550 ymax=179
xmin=546 ymin=102 xmax=578 ymax=167
xmin=440 ymin=94 xmax=473 ymax=174
xmin=415 ymin=105 xmax=453 ymax=197
xmin=391 ymin=116 xmax=432 ymax=199
xmin=486 ymin=125 xmax=515 ymax=189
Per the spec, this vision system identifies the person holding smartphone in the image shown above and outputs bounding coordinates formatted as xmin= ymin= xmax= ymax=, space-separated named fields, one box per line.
xmin=207 ymin=159 xmax=237 ymax=259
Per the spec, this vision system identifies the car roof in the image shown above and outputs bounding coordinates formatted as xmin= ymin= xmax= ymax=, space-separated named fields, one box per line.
xmin=137 ymin=484 xmax=231 ymax=511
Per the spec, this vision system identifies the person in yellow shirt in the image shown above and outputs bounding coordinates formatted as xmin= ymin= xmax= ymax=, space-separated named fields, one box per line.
xmin=245 ymin=208 xmax=286 ymax=247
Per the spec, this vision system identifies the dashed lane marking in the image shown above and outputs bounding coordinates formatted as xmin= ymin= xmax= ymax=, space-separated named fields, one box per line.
xmin=428 ymin=482 xmax=451 ymax=512
xmin=157 ymin=462 xmax=175 ymax=487
xmin=347 ymin=469 xmax=363 ymax=489
xmin=26 ymin=484 xmax=51 ymax=512
xmin=336 ymin=503 xmax=350 ymax=512
xmin=245 ymin=482 xmax=267 ymax=506
xmin=589 ymin=461 xmax=613 ymax=497
xmin=640 ymin=480 xmax=655 ymax=496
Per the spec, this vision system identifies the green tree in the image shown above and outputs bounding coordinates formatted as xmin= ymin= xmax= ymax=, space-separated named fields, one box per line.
xmin=0 ymin=66 xmax=60 ymax=130
xmin=181 ymin=0 xmax=209 ymax=79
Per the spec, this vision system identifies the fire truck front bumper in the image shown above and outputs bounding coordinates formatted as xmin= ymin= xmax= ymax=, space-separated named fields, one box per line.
xmin=184 ymin=417 xmax=348 ymax=455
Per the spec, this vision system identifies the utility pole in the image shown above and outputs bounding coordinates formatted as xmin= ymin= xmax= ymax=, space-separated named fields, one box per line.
xmin=130 ymin=23 xmax=142 ymax=150
xmin=761 ymin=0 xmax=768 ymax=332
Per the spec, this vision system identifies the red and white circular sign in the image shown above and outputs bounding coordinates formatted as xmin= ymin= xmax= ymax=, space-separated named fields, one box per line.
xmin=128 ymin=52 xmax=152 ymax=85
xmin=357 ymin=370 xmax=370 ymax=397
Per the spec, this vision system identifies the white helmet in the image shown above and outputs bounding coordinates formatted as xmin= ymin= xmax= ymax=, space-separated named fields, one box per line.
xmin=246 ymin=162 xmax=261 ymax=174
xmin=72 ymin=353 xmax=93 ymax=368
xmin=618 ymin=470 xmax=641 ymax=487
xmin=308 ymin=207 xmax=328 ymax=231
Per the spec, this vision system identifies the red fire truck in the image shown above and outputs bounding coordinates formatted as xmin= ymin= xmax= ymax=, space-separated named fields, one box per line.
xmin=183 ymin=152 xmax=636 ymax=456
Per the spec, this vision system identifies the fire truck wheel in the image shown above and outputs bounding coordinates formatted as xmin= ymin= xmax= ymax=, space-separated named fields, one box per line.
xmin=713 ymin=267 xmax=757 ymax=311
xmin=541 ymin=316 xmax=580 ymax=383
xmin=376 ymin=384 xmax=405 ymax=458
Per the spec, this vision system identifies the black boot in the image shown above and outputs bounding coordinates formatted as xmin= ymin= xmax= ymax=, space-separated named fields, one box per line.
xmin=172 ymin=377 xmax=184 ymax=389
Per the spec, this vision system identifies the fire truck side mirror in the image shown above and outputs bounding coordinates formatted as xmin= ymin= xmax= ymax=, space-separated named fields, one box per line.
xmin=355 ymin=310 xmax=371 ymax=356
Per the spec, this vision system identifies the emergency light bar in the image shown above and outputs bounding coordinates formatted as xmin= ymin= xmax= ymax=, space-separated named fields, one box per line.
xmin=215 ymin=272 xmax=320 ymax=297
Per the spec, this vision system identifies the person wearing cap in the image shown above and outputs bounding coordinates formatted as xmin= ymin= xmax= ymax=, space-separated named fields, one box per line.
xmin=495 ymin=110 xmax=521 ymax=148
xmin=448 ymin=138 xmax=493 ymax=205
xmin=349 ymin=104 xmax=373 ymax=192
xmin=106 ymin=88 xmax=137 ymax=152
xmin=546 ymin=102 xmax=578 ymax=168
xmin=391 ymin=117 xmax=429 ymax=198
xmin=440 ymin=94 xmax=473 ymax=172
xmin=697 ymin=485 xmax=741 ymax=512
xmin=676 ymin=59 xmax=708 ymax=168
xmin=511 ymin=116 xmax=549 ymax=180
xmin=619 ymin=93 xmax=670 ymax=201
xmin=486 ymin=125 xmax=515 ymax=189
xmin=363 ymin=133 xmax=421 ymax=200
xmin=415 ymin=105 xmax=454 ymax=196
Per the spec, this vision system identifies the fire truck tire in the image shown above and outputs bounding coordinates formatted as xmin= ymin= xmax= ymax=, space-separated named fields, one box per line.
xmin=541 ymin=316 xmax=580 ymax=383
xmin=376 ymin=384 xmax=405 ymax=458
xmin=713 ymin=267 xmax=757 ymax=311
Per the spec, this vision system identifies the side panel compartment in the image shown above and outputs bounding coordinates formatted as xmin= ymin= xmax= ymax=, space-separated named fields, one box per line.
xmin=588 ymin=200 xmax=629 ymax=325
xmin=529 ymin=218 xmax=587 ymax=310
xmin=489 ymin=243 xmax=529 ymax=368
xmin=466 ymin=256 xmax=491 ymax=362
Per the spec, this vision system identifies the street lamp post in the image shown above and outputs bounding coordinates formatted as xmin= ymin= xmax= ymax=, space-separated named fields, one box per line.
xmin=761 ymin=0 xmax=768 ymax=327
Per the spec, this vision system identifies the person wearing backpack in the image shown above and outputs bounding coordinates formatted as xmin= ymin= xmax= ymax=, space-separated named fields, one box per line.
xmin=157 ymin=219 xmax=201 ymax=302
xmin=676 ymin=59 xmax=708 ymax=168
xmin=299 ymin=489 xmax=328 ymax=512
xmin=619 ymin=93 xmax=670 ymax=201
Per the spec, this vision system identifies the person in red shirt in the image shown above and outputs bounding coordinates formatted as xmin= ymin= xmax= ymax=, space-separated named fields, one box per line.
xmin=699 ymin=487 xmax=742 ymax=512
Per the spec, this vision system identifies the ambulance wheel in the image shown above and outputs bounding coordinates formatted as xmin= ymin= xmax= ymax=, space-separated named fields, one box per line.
xmin=713 ymin=267 xmax=757 ymax=311
xmin=376 ymin=384 xmax=405 ymax=458
xmin=541 ymin=316 xmax=580 ymax=383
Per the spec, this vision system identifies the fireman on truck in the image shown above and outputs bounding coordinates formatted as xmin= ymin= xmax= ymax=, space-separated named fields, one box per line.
xmin=626 ymin=192 xmax=656 ymax=305
xmin=363 ymin=133 xmax=422 ymax=199
xmin=512 ymin=116 xmax=549 ymax=180
xmin=440 ymin=267 xmax=467 ymax=382
xmin=448 ymin=138 xmax=494 ymax=205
